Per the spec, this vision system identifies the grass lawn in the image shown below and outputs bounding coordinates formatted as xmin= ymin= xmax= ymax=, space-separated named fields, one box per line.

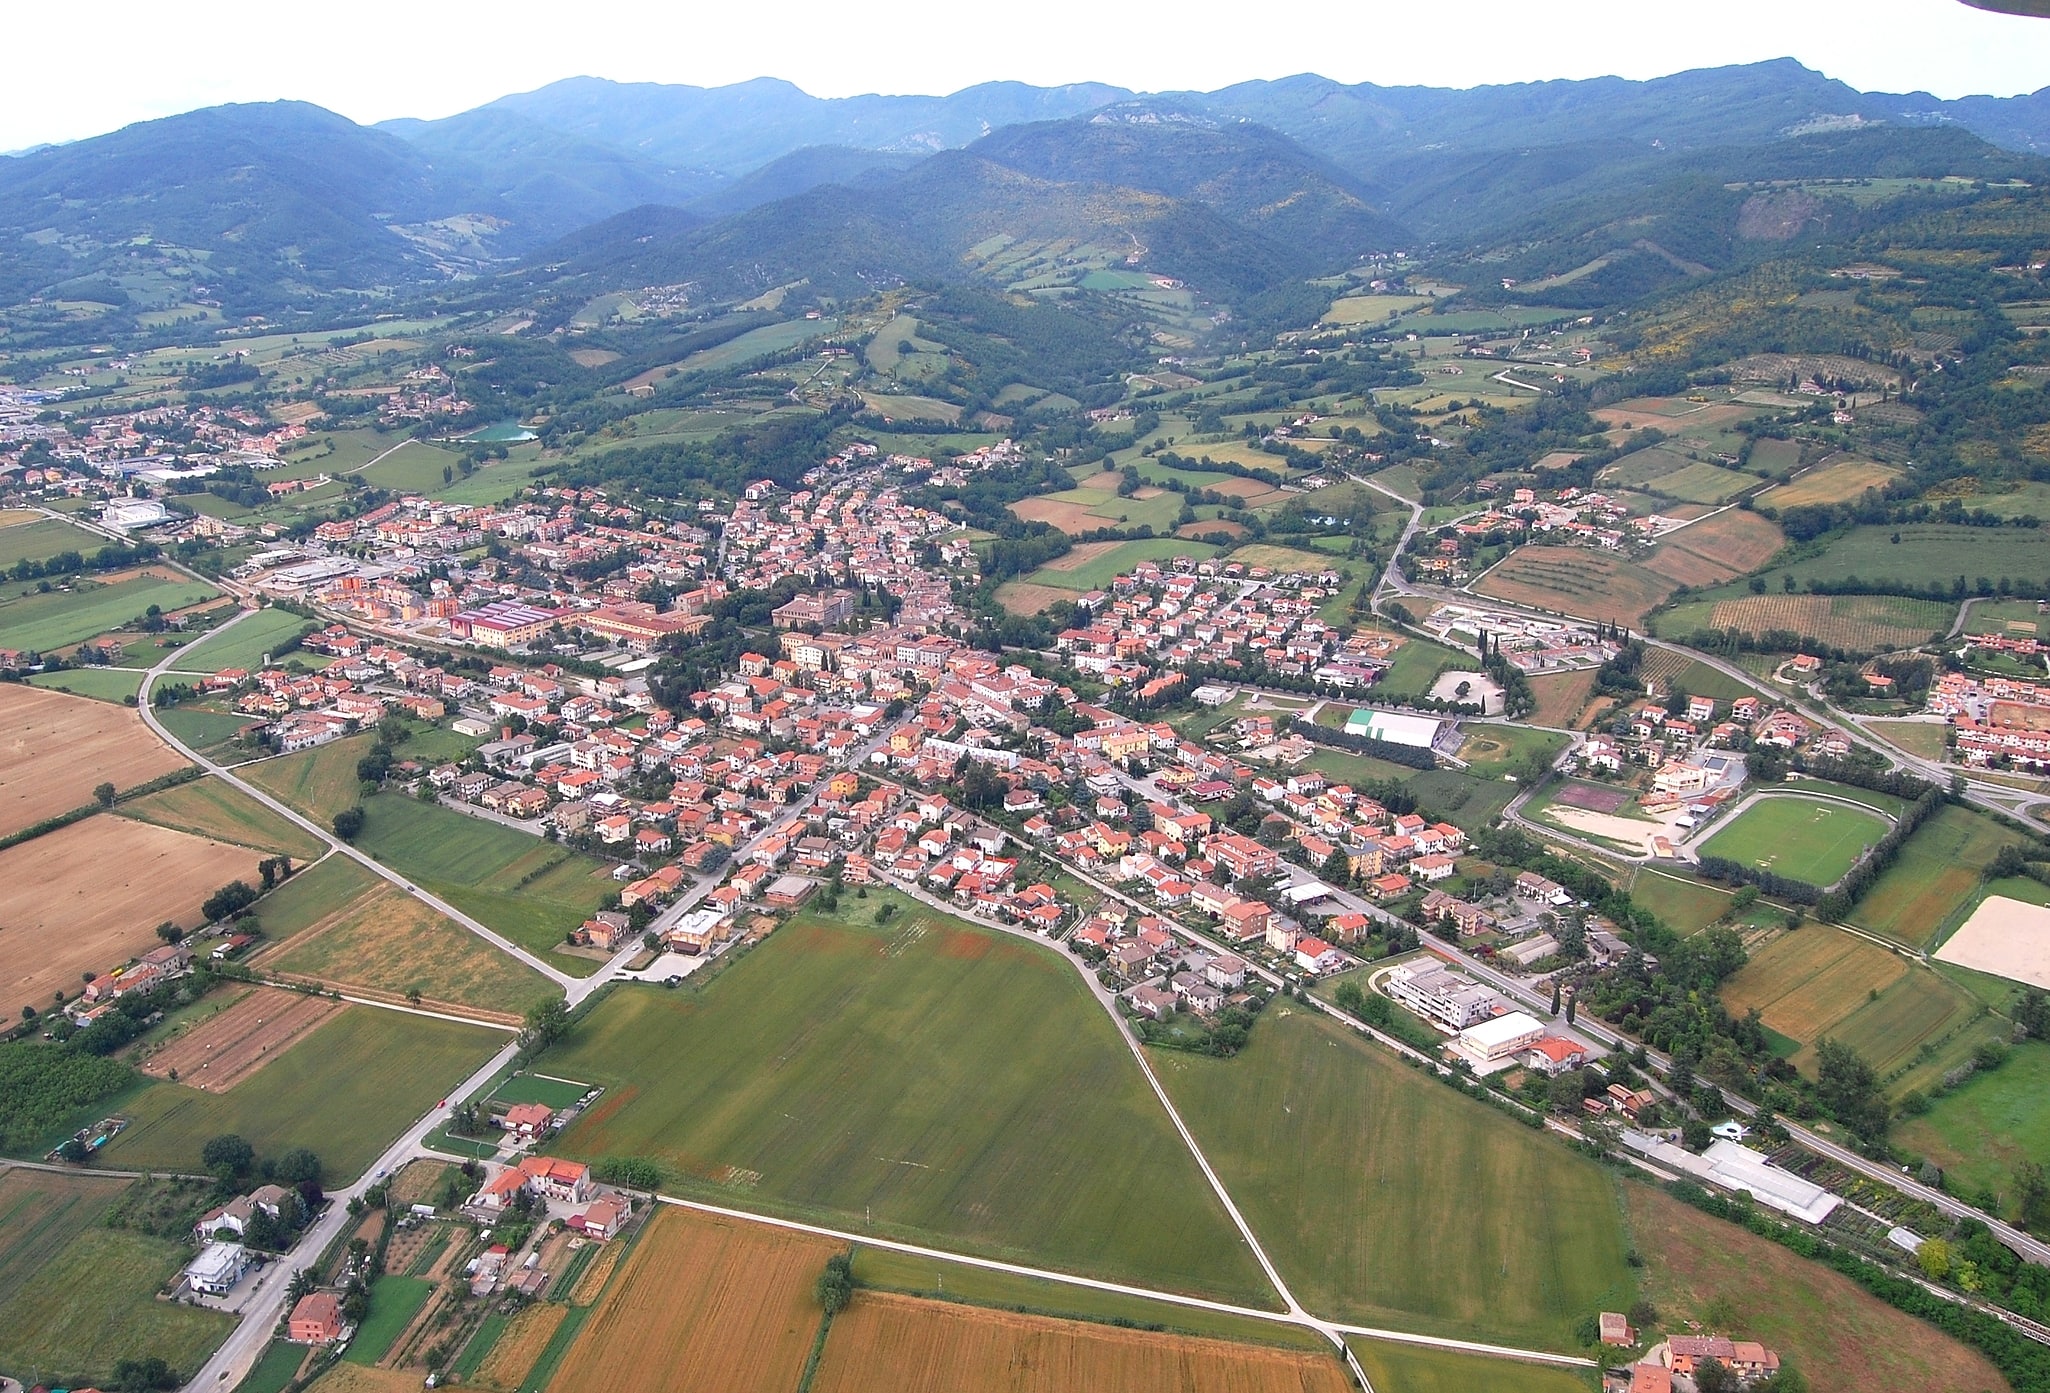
xmin=0 ymin=1224 xmax=234 ymax=1383
xmin=1376 ymin=634 xmax=1470 ymax=699
xmin=850 ymin=1248 xmax=1327 ymax=1351
xmin=489 ymin=1074 xmax=590 ymax=1109
xmin=174 ymin=608 xmax=317 ymax=673
xmin=235 ymin=1340 xmax=308 ymax=1393
xmin=27 ymin=665 xmax=147 ymax=703
xmin=1895 ymin=1040 xmax=2050 ymax=1208
xmin=351 ymin=794 xmax=615 ymax=974
xmin=1155 ymin=1008 xmax=1634 ymax=1350
xmin=1863 ymin=718 xmax=1949 ymax=762
xmin=0 ymin=574 xmax=220 ymax=652
xmin=1407 ymin=768 xmax=1518 ymax=832
xmin=1624 ymin=1181 xmax=2011 ymax=1393
xmin=156 ymin=703 xmax=261 ymax=755
xmin=541 ymin=901 xmax=1276 ymax=1307
xmin=1347 ymin=1340 xmax=1593 ymax=1393
xmin=344 ymin=1275 xmax=434 ymax=1365
xmin=244 ymin=733 xmax=377 ymax=824
xmin=100 ymin=1006 xmax=499 ymax=1183
xmin=1698 ymin=797 xmax=1889 ymax=887
xmin=1629 ymin=868 xmax=1740 ymax=935
xmin=118 ymin=778 xmax=324 ymax=859
xmin=250 ymin=854 xmax=380 ymax=939
xmin=1850 ymin=806 xmax=2024 ymax=949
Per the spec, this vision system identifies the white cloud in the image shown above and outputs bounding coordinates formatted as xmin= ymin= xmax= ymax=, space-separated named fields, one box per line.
xmin=2 ymin=0 xmax=2044 ymax=151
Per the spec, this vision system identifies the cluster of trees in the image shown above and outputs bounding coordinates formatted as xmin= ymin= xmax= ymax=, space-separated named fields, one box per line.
xmin=8 ymin=538 xmax=161 ymax=584
xmin=1695 ymin=854 xmax=1824 ymax=906
xmin=1292 ymin=717 xmax=1440 ymax=770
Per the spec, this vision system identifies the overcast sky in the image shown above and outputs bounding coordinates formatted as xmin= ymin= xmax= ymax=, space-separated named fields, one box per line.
xmin=4 ymin=0 xmax=2045 ymax=151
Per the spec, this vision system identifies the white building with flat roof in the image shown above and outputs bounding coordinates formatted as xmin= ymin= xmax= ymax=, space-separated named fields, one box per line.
xmin=184 ymin=1241 xmax=250 ymax=1295
xmin=1344 ymin=708 xmax=1446 ymax=749
xmin=1455 ymin=1010 xmax=1546 ymax=1068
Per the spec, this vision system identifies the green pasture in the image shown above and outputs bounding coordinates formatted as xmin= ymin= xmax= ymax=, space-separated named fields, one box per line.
xmin=28 ymin=665 xmax=145 ymax=702
xmin=118 ymin=779 xmax=323 ymax=859
xmin=344 ymin=1276 xmax=434 ymax=1365
xmin=1155 ymin=1008 xmax=1634 ymax=1350
xmin=1629 ymin=869 xmax=1739 ymax=935
xmin=1758 ymin=524 xmax=2050 ymax=592
xmin=1698 ymin=797 xmax=1889 ymax=886
xmin=1849 ymin=805 xmax=2022 ymax=948
xmin=0 ymin=1223 xmax=232 ymax=1383
xmin=243 ymin=734 xmax=376 ymax=824
xmin=1024 ymin=537 xmax=1220 ymax=591
xmin=541 ymin=901 xmax=1276 ymax=1308
xmin=1895 ymin=1041 xmax=2050 ymax=1207
xmin=0 ymin=574 xmax=220 ymax=652
xmin=156 ymin=703 xmax=261 ymax=756
xmin=0 ymin=517 xmax=103 ymax=567
xmin=100 ymin=1007 xmax=497 ymax=1182
xmin=174 ymin=608 xmax=316 ymax=672
xmin=246 ymin=853 xmax=379 ymax=939
xmin=351 ymin=794 xmax=621 ymax=973
xmin=1348 ymin=1340 xmax=1595 ymax=1393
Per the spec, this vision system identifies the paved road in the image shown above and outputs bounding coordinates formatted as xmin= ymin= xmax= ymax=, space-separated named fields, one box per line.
xmin=182 ymin=1038 xmax=520 ymax=1392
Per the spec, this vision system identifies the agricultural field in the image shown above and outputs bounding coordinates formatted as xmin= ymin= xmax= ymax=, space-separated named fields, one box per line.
xmin=1020 ymin=537 xmax=1220 ymax=592
xmin=0 ymin=1166 xmax=130 ymax=1311
xmin=1757 ymin=457 xmax=1898 ymax=509
xmin=811 ymin=1291 xmax=1353 ymax=1393
xmin=1894 ymin=1040 xmax=2050 ymax=1207
xmin=155 ymin=702 xmax=264 ymax=756
xmin=117 ymin=777 xmax=324 ymax=859
xmin=101 ymin=1006 xmax=499 ymax=1182
xmin=1633 ymin=648 xmax=1757 ymax=703
xmin=1721 ymin=926 xmax=1985 ymax=1084
xmin=1757 ymin=524 xmax=2050 ymax=594
xmin=243 ymin=733 xmax=377 ymax=824
xmin=1643 ymin=510 xmax=1786 ymax=586
xmin=1323 ymin=293 xmax=1435 ymax=324
xmin=1526 ymin=669 xmax=1596 ymax=728
xmin=542 ymin=906 xmax=1273 ymax=1305
xmin=1010 ymin=478 xmax=1186 ymax=535
xmin=0 ymin=683 xmax=189 ymax=837
xmin=1860 ymin=718 xmax=1949 ymax=762
xmin=350 ymin=794 xmax=616 ymax=972
xmin=546 ymin=1206 xmax=836 ymax=1393
xmin=261 ymin=883 xmax=556 ymax=1019
xmin=1224 ymin=543 xmax=1349 ymax=574
xmin=0 ymin=515 xmax=102 ymax=567
xmin=469 ymin=1300 xmax=566 ymax=1390
xmin=849 ymin=1248 xmax=1325 ymax=1351
xmin=994 ymin=580 xmax=1082 ymax=615
xmin=1474 ymin=546 xmax=1676 ymax=626
xmin=1848 ymin=806 xmax=2023 ymax=948
xmin=344 ymin=1275 xmax=434 ymax=1365
xmin=1624 ymin=1181 xmax=2010 ymax=1393
xmin=250 ymin=853 xmax=380 ymax=939
xmin=136 ymin=985 xmax=343 ymax=1091
xmin=1347 ymin=1340 xmax=1591 ymax=1393
xmin=0 ymin=571 xmax=220 ymax=652
xmin=0 ymin=817 xmax=263 ymax=1023
xmin=1156 ymin=1008 xmax=1634 ymax=1349
xmin=1697 ymin=796 xmax=1890 ymax=887
xmin=27 ymin=665 xmax=149 ymax=703
xmin=1453 ymin=723 xmax=1565 ymax=777
xmin=1661 ymin=592 xmax=1955 ymax=652
xmin=0 ymin=1216 xmax=234 ymax=1384
xmin=173 ymin=607 xmax=317 ymax=673
xmin=1629 ymin=868 xmax=1741 ymax=935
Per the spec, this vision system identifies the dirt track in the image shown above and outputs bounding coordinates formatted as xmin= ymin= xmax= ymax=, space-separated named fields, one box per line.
xmin=139 ymin=986 xmax=342 ymax=1092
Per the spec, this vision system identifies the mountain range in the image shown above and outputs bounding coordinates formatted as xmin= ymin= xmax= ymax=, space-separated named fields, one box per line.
xmin=2 ymin=61 xmax=2047 ymax=318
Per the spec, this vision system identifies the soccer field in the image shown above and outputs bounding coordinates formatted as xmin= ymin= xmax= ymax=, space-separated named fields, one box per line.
xmin=540 ymin=901 xmax=1274 ymax=1307
xmin=1699 ymin=796 xmax=1888 ymax=887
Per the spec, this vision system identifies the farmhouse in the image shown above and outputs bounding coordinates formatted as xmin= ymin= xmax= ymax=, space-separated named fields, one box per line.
xmin=289 ymin=1291 xmax=345 ymax=1344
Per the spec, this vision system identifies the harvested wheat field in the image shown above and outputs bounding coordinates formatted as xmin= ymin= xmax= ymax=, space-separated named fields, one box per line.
xmin=301 ymin=1366 xmax=422 ymax=1393
xmin=812 ymin=1291 xmax=1350 ymax=1393
xmin=0 ymin=685 xmax=187 ymax=837
xmin=1008 ymin=498 xmax=1103 ymax=532
xmin=138 ymin=987 xmax=342 ymax=1091
xmin=547 ymin=1206 xmax=837 ymax=1393
xmin=994 ymin=581 xmax=1075 ymax=616
xmin=0 ymin=818 xmax=261 ymax=1021
xmin=1703 ymin=594 xmax=1951 ymax=652
xmin=473 ymin=1301 xmax=566 ymax=1391
xmin=1935 ymin=896 xmax=2050 ymax=989
xmin=1034 ymin=539 xmax=1125 ymax=573
xmin=1758 ymin=458 xmax=1899 ymax=510
xmin=1646 ymin=511 xmax=1785 ymax=586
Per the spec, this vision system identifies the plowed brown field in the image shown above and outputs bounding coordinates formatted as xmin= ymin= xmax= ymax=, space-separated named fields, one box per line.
xmin=546 ymin=1207 xmax=835 ymax=1393
xmin=139 ymin=987 xmax=342 ymax=1092
xmin=812 ymin=1291 xmax=1351 ymax=1393
xmin=0 ymin=685 xmax=187 ymax=837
